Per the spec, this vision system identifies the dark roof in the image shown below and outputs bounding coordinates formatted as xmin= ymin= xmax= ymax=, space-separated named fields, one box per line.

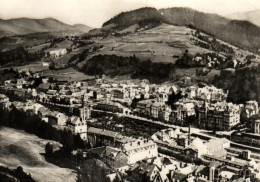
xmin=172 ymin=172 xmax=187 ymax=181
xmin=162 ymin=157 xmax=172 ymax=166
xmin=87 ymin=147 xmax=106 ymax=157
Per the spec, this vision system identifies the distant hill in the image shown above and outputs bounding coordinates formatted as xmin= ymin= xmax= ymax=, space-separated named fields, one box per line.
xmin=227 ymin=9 xmax=260 ymax=27
xmin=73 ymin=24 xmax=93 ymax=33
xmin=101 ymin=7 xmax=260 ymax=51
xmin=0 ymin=18 xmax=91 ymax=37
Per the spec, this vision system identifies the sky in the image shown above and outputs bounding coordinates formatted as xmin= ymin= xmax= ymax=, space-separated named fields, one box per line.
xmin=0 ymin=0 xmax=259 ymax=28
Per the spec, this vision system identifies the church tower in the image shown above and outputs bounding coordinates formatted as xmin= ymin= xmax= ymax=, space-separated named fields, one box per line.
xmin=81 ymin=93 xmax=91 ymax=122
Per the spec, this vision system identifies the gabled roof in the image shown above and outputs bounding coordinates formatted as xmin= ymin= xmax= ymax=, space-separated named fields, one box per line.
xmin=38 ymin=106 xmax=47 ymax=113
xmin=69 ymin=116 xmax=81 ymax=125
xmin=103 ymin=146 xmax=122 ymax=158
xmin=87 ymin=127 xmax=104 ymax=134
xmin=102 ymin=130 xmax=119 ymax=138
xmin=46 ymin=90 xmax=57 ymax=95
xmin=87 ymin=147 xmax=106 ymax=157
xmin=172 ymin=172 xmax=187 ymax=181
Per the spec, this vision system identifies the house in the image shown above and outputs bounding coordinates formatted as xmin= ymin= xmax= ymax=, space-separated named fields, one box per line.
xmin=93 ymin=101 xmax=124 ymax=114
xmin=121 ymin=138 xmax=158 ymax=165
xmin=198 ymin=101 xmax=240 ymax=131
xmin=136 ymin=99 xmax=153 ymax=116
xmin=42 ymin=61 xmax=50 ymax=67
xmin=101 ymin=146 xmax=128 ymax=169
xmin=67 ymin=116 xmax=87 ymax=140
xmin=42 ymin=78 xmax=49 ymax=83
xmin=47 ymin=111 xmax=68 ymax=125
xmin=44 ymin=48 xmax=67 ymax=58
xmin=170 ymin=102 xmax=196 ymax=123
xmin=0 ymin=94 xmax=10 ymax=109
xmin=251 ymin=114 xmax=260 ymax=134
xmin=38 ymin=107 xmax=50 ymax=122
xmin=4 ymin=80 xmax=13 ymax=85
xmin=87 ymin=127 xmax=121 ymax=146
xmin=243 ymin=101 xmax=259 ymax=119
xmin=0 ymin=94 xmax=9 ymax=104
xmin=16 ymin=78 xmax=27 ymax=85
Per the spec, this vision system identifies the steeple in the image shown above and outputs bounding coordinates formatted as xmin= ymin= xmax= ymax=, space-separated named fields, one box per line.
xmin=81 ymin=93 xmax=88 ymax=122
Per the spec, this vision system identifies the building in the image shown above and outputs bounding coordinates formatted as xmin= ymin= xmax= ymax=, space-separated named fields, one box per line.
xmin=198 ymin=102 xmax=240 ymax=131
xmin=87 ymin=127 xmax=121 ymax=146
xmin=196 ymin=85 xmax=228 ymax=102
xmin=93 ymin=101 xmax=125 ymax=114
xmin=121 ymin=138 xmax=158 ymax=165
xmin=42 ymin=61 xmax=50 ymax=67
xmin=101 ymin=146 xmax=128 ymax=169
xmin=170 ymin=101 xmax=196 ymax=124
xmin=38 ymin=107 xmax=50 ymax=122
xmin=100 ymin=138 xmax=158 ymax=170
xmin=67 ymin=116 xmax=87 ymax=140
xmin=44 ymin=48 xmax=67 ymax=58
xmin=0 ymin=94 xmax=10 ymax=109
xmin=74 ymin=93 xmax=92 ymax=121
xmin=251 ymin=115 xmax=260 ymax=134
xmin=47 ymin=111 xmax=68 ymax=126
xmin=242 ymin=101 xmax=259 ymax=119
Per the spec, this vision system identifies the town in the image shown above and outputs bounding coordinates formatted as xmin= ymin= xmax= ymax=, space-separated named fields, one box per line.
xmin=0 ymin=67 xmax=260 ymax=182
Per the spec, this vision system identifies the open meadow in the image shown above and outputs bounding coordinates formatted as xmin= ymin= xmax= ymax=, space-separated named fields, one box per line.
xmin=0 ymin=127 xmax=77 ymax=182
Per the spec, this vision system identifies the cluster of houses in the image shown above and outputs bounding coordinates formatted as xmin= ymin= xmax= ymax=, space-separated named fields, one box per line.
xmin=2 ymin=71 xmax=260 ymax=181
xmin=44 ymin=48 xmax=67 ymax=58
xmin=0 ymin=93 xmax=90 ymax=140
xmin=2 ymin=74 xmax=260 ymax=134
xmin=150 ymin=128 xmax=260 ymax=181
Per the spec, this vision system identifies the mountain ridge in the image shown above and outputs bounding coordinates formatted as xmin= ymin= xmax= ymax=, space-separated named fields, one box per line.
xmin=226 ymin=9 xmax=260 ymax=28
xmin=101 ymin=7 xmax=260 ymax=51
xmin=0 ymin=17 xmax=92 ymax=37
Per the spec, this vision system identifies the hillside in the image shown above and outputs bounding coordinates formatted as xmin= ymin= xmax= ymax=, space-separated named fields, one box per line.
xmin=70 ymin=23 xmax=255 ymax=83
xmin=103 ymin=7 xmax=164 ymax=31
xmin=0 ymin=18 xmax=91 ymax=37
xmin=227 ymin=9 xmax=260 ymax=27
xmin=73 ymin=24 xmax=93 ymax=33
xmin=0 ymin=127 xmax=76 ymax=182
xmin=101 ymin=7 xmax=260 ymax=52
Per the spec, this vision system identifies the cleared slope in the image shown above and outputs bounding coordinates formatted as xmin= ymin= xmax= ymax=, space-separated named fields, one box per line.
xmin=0 ymin=127 xmax=76 ymax=182
xmin=101 ymin=7 xmax=260 ymax=51
xmin=80 ymin=23 xmax=251 ymax=65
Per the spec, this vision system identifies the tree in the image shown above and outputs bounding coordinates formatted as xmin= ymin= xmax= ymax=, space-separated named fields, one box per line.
xmin=45 ymin=142 xmax=53 ymax=156
xmin=15 ymin=166 xmax=24 ymax=179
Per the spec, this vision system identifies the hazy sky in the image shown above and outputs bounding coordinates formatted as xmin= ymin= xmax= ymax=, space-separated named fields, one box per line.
xmin=0 ymin=0 xmax=260 ymax=28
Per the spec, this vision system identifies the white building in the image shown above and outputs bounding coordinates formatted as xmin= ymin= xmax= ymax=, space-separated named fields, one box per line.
xmin=121 ymin=138 xmax=158 ymax=165
xmin=44 ymin=48 xmax=67 ymax=58
xmin=67 ymin=116 xmax=88 ymax=140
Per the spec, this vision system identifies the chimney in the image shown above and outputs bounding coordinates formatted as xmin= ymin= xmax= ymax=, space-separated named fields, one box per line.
xmin=188 ymin=125 xmax=191 ymax=145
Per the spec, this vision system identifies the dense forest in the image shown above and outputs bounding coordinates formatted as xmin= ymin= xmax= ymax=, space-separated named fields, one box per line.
xmin=103 ymin=7 xmax=164 ymax=31
xmin=0 ymin=46 xmax=43 ymax=66
xmin=80 ymin=54 xmax=175 ymax=83
xmin=212 ymin=65 xmax=260 ymax=104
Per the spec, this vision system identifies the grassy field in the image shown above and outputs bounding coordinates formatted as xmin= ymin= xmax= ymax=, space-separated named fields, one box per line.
xmin=87 ymin=24 xmax=212 ymax=64
xmin=4 ymin=60 xmax=49 ymax=72
xmin=0 ymin=127 xmax=77 ymax=182
xmin=40 ymin=67 xmax=95 ymax=81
